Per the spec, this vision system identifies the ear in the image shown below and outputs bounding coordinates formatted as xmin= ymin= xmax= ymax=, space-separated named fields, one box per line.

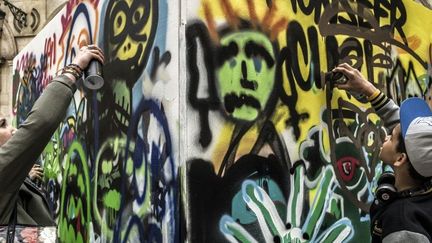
xmin=393 ymin=152 xmax=408 ymax=168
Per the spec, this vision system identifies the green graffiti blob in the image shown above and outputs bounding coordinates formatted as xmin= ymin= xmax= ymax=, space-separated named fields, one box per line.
xmin=41 ymin=129 xmax=61 ymax=181
xmin=93 ymin=138 xmax=126 ymax=240
xmin=216 ymin=31 xmax=276 ymax=121
xmin=58 ymin=141 xmax=91 ymax=243
xmin=93 ymin=137 xmax=152 ymax=240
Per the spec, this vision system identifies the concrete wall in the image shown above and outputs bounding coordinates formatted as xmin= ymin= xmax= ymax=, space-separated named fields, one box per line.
xmin=12 ymin=0 xmax=432 ymax=242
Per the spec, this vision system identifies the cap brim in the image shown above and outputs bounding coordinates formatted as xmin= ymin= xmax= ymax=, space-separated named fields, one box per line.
xmin=400 ymin=97 xmax=432 ymax=138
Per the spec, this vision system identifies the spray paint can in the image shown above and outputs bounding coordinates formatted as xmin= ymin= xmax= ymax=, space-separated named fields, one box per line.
xmin=324 ymin=71 xmax=367 ymax=102
xmin=84 ymin=60 xmax=104 ymax=90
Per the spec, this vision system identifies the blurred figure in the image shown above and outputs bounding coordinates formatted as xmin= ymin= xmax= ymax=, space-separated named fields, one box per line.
xmin=28 ymin=164 xmax=43 ymax=183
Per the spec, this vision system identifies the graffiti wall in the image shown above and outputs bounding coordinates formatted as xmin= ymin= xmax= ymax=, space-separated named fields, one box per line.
xmin=184 ymin=0 xmax=432 ymax=242
xmin=12 ymin=0 xmax=432 ymax=242
xmin=12 ymin=0 xmax=179 ymax=242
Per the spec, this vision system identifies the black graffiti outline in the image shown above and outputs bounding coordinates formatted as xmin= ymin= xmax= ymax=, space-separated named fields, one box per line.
xmin=186 ymin=21 xmax=221 ymax=148
xmin=319 ymin=0 xmax=427 ymax=69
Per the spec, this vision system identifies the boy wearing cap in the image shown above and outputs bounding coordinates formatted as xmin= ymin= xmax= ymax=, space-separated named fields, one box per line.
xmin=333 ymin=63 xmax=432 ymax=242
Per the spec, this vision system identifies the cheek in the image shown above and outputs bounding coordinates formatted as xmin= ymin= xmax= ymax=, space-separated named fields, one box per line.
xmin=0 ymin=131 xmax=11 ymax=146
xmin=379 ymin=141 xmax=388 ymax=155
xmin=379 ymin=142 xmax=394 ymax=163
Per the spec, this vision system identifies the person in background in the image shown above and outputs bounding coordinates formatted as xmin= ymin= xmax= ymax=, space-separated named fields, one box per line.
xmin=28 ymin=164 xmax=43 ymax=183
xmin=333 ymin=63 xmax=432 ymax=242
xmin=0 ymin=44 xmax=104 ymax=242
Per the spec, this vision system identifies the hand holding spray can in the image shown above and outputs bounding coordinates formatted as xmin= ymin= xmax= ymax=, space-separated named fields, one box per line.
xmin=324 ymin=71 xmax=367 ymax=102
xmin=83 ymin=60 xmax=104 ymax=90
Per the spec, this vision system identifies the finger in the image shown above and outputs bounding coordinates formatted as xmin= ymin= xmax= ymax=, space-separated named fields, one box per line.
xmin=332 ymin=66 xmax=348 ymax=75
xmin=35 ymin=174 xmax=42 ymax=181
xmin=85 ymin=44 xmax=102 ymax=52
xmin=338 ymin=63 xmax=353 ymax=70
xmin=334 ymin=67 xmax=356 ymax=80
xmin=35 ymin=168 xmax=44 ymax=172
xmin=334 ymin=83 xmax=350 ymax=90
xmin=89 ymin=45 xmax=103 ymax=53
xmin=89 ymin=48 xmax=104 ymax=57
xmin=339 ymin=63 xmax=360 ymax=78
xmin=89 ymin=50 xmax=105 ymax=64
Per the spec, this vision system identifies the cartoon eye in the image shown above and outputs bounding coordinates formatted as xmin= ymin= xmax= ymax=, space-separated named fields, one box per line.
xmin=102 ymin=159 xmax=113 ymax=174
xmin=132 ymin=6 xmax=144 ymax=25
xmin=229 ymin=58 xmax=237 ymax=68
xmin=113 ymin=11 xmax=126 ymax=37
xmin=252 ymin=56 xmax=262 ymax=73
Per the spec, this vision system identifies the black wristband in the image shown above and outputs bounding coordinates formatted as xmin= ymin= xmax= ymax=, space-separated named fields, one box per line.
xmin=69 ymin=63 xmax=84 ymax=72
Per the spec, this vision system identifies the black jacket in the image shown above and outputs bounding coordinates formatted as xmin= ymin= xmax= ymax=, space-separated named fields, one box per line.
xmin=370 ymin=192 xmax=432 ymax=242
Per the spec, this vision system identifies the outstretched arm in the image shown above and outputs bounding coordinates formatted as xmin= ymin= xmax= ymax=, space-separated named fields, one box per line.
xmin=0 ymin=45 xmax=104 ymax=222
xmin=333 ymin=63 xmax=400 ymax=131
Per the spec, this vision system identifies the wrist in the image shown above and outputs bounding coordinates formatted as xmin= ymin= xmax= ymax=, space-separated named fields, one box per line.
xmin=62 ymin=73 xmax=77 ymax=82
xmin=60 ymin=64 xmax=83 ymax=81
xmin=362 ymin=83 xmax=377 ymax=97
xmin=70 ymin=63 xmax=84 ymax=72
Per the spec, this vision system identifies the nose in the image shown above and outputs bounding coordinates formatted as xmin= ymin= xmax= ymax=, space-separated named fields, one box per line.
xmin=240 ymin=61 xmax=258 ymax=90
xmin=241 ymin=61 xmax=247 ymax=79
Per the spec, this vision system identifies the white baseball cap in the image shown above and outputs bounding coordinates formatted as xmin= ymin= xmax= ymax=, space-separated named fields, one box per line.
xmin=400 ymin=97 xmax=432 ymax=177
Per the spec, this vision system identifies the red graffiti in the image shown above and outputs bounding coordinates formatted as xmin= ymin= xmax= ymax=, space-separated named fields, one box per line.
xmin=16 ymin=53 xmax=37 ymax=81
xmin=43 ymin=34 xmax=57 ymax=70
xmin=61 ymin=0 xmax=99 ymax=33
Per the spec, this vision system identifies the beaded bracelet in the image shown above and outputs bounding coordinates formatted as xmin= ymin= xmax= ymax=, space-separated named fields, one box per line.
xmin=69 ymin=63 xmax=84 ymax=72
xmin=61 ymin=65 xmax=82 ymax=80
xmin=66 ymin=64 xmax=82 ymax=75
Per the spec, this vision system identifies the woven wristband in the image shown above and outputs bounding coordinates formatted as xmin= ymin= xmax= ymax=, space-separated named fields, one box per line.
xmin=69 ymin=63 xmax=84 ymax=72
xmin=61 ymin=66 xmax=81 ymax=80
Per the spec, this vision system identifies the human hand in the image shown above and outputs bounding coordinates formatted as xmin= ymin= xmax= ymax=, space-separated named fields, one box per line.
xmin=332 ymin=63 xmax=377 ymax=97
xmin=72 ymin=44 xmax=105 ymax=70
xmin=28 ymin=164 xmax=44 ymax=181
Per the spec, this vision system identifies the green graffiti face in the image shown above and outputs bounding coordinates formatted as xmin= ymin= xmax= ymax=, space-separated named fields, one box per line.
xmin=93 ymin=137 xmax=128 ymax=240
xmin=59 ymin=142 xmax=91 ymax=243
xmin=216 ymin=31 xmax=276 ymax=121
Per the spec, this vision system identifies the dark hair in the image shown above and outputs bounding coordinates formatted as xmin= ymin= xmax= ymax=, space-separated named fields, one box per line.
xmin=397 ymin=132 xmax=431 ymax=183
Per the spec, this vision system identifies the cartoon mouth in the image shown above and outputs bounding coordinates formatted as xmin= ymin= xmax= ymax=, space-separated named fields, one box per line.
xmin=336 ymin=156 xmax=360 ymax=182
xmin=113 ymin=91 xmax=130 ymax=132
xmin=224 ymin=93 xmax=261 ymax=113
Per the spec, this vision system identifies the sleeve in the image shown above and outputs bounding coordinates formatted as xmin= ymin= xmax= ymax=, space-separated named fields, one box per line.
xmin=0 ymin=75 xmax=76 ymax=194
xmin=380 ymin=201 xmax=430 ymax=243
xmin=368 ymin=90 xmax=400 ymax=132
xmin=383 ymin=231 xmax=430 ymax=243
